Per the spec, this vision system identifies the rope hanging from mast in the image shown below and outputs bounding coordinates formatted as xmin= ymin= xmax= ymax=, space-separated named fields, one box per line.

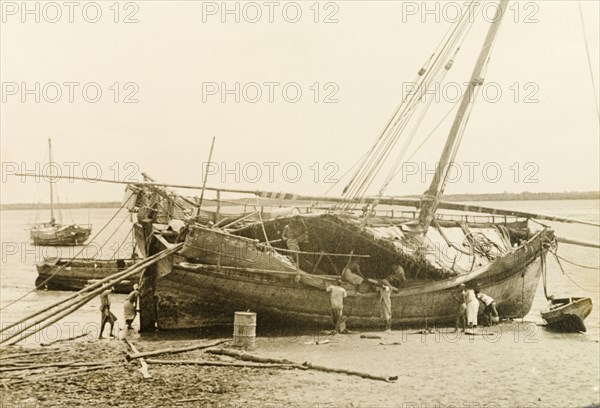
xmin=336 ymin=1 xmax=482 ymax=211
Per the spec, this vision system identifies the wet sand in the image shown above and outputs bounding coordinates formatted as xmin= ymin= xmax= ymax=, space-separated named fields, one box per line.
xmin=2 ymin=322 xmax=599 ymax=408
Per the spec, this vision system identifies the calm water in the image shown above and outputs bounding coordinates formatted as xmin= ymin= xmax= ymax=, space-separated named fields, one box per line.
xmin=0 ymin=200 xmax=598 ymax=344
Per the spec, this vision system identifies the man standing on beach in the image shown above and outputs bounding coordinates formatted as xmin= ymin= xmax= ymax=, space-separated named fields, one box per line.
xmin=123 ymin=284 xmax=140 ymax=330
xmin=465 ymin=286 xmax=479 ymax=334
xmin=379 ymin=285 xmax=392 ymax=331
xmin=453 ymin=283 xmax=467 ymax=332
xmin=99 ymin=286 xmax=117 ymax=339
xmin=326 ymin=282 xmax=347 ymax=333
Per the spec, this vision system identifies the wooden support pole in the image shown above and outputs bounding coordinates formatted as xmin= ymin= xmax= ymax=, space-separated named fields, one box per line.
xmin=206 ymin=348 xmax=397 ymax=382
xmin=145 ymin=359 xmax=297 ymax=369
xmin=0 ymin=361 xmax=105 ymax=373
xmin=0 ymin=350 xmax=63 ymax=360
xmin=123 ymin=339 xmax=151 ymax=379
xmin=126 ymin=339 xmax=231 ymax=361
xmin=1 ymin=244 xmax=183 ymax=345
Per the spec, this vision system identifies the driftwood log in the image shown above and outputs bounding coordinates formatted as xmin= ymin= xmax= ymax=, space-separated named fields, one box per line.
xmin=303 ymin=362 xmax=398 ymax=382
xmin=41 ymin=332 xmax=89 ymax=347
xmin=205 ymin=348 xmax=298 ymax=365
xmin=6 ymin=364 xmax=113 ymax=386
xmin=0 ymin=350 xmax=63 ymax=360
xmin=0 ymin=361 xmax=105 ymax=373
xmin=206 ymin=348 xmax=397 ymax=382
xmin=126 ymin=339 xmax=231 ymax=361
xmin=145 ymin=358 xmax=298 ymax=369
xmin=123 ymin=339 xmax=152 ymax=379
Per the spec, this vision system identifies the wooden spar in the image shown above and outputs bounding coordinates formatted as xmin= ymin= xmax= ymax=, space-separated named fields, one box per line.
xmin=48 ymin=138 xmax=55 ymax=224
xmin=0 ymin=245 xmax=181 ymax=335
xmin=0 ymin=244 xmax=182 ymax=345
xmin=198 ymin=136 xmax=216 ymax=210
xmin=431 ymin=201 xmax=600 ymax=228
xmin=215 ymin=190 xmax=221 ymax=222
xmin=556 ymin=236 xmax=600 ymax=249
xmin=0 ymin=350 xmax=63 ymax=360
xmin=11 ymin=173 xmax=599 ymax=228
xmin=141 ymin=172 xmax=197 ymax=209
xmin=1 ymin=290 xmax=107 ymax=345
xmin=0 ymin=361 xmax=104 ymax=373
xmin=0 ymin=267 xmax=131 ymax=335
xmin=218 ymin=211 xmax=259 ymax=229
xmin=146 ymin=359 xmax=297 ymax=369
xmin=418 ymin=0 xmax=510 ymax=231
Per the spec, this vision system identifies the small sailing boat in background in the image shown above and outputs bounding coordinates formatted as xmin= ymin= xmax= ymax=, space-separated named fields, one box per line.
xmin=29 ymin=138 xmax=92 ymax=246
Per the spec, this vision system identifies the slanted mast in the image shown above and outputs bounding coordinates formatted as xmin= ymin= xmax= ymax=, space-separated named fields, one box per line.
xmin=418 ymin=0 xmax=510 ymax=231
xmin=48 ymin=138 xmax=56 ymax=224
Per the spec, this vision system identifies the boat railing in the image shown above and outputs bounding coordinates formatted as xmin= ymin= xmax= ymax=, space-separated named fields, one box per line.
xmin=308 ymin=206 xmax=523 ymax=225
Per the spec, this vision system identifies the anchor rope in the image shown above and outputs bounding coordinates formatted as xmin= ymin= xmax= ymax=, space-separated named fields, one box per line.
xmin=552 ymin=251 xmax=599 ymax=270
xmin=109 ymin=226 xmax=134 ymax=261
xmin=551 ymin=251 xmax=599 ymax=293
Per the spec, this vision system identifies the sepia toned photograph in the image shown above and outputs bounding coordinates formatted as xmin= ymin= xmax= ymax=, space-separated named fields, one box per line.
xmin=1 ymin=1 xmax=599 ymax=407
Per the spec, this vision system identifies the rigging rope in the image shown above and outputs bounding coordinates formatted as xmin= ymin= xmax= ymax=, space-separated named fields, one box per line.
xmin=551 ymin=251 xmax=599 ymax=293
xmin=253 ymin=196 xmax=272 ymax=247
xmin=552 ymin=251 xmax=599 ymax=270
xmin=578 ymin=0 xmax=600 ymax=123
xmin=338 ymin=1 xmax=482 ymax=209
xmin=377 ymin=5 xmax=483 ymax=200
xmin=109 ymin=226 xmax=134 ymax=261
xmin=96 ymin=212 xmax=131 ymax=255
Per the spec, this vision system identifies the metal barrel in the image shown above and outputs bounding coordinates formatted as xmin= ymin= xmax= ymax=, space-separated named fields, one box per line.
xmin=232 ymin=312 xmax=256 ymax=350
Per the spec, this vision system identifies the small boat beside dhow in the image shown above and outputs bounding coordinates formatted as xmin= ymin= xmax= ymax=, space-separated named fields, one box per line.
xmin=541 ymin=297 xmax=593 ymax=333
xmin=36 ymin=257 xmax=140 ymax=294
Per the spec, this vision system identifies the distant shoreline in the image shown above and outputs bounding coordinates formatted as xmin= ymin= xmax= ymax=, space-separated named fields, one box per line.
xmin=1 ymin=191 xmax=598 ymax=211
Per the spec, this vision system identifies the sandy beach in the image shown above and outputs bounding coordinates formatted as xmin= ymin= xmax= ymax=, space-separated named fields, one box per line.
xmin=2 ymin=321 xmax=599 ymax=408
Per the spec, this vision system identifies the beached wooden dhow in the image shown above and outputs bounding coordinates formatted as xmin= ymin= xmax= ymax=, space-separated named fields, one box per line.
xmin=18 ymin=0 xmax=594 ymax=332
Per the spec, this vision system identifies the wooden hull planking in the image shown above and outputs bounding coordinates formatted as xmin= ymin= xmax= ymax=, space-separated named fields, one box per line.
xmin=139 ymin=226 xmax=552 ymax=330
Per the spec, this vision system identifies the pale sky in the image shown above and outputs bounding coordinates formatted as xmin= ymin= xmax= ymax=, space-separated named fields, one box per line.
xmin=1 ymin=0 xmax=599 ymax=204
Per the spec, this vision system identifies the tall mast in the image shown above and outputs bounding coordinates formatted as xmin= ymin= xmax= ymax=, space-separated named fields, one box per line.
xmin=418 ymin=0 xmax=509 ymax=231
xmin=48 ymin=138 xmax=55 ymax=224
xmin=198 ymin=136 xmax=216 ymax=211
